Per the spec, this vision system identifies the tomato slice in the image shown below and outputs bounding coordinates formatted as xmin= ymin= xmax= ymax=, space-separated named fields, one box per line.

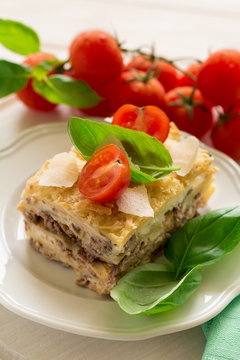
xmin=112 ymin=104 xmax=170 ymax=142
xmin=78 ymin=144 xmax=131 ymax=202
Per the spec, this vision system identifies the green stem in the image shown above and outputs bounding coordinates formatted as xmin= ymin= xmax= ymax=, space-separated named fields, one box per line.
xmin=120 ymin=46 xmax=200 ymax=81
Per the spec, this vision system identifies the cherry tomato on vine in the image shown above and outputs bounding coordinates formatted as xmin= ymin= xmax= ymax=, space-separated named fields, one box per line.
xmin=126 ymin=55 xmax=178 ymax=92
xmin=70 ymin=30 xmax=123 ymax=86
xmin=110 ymin=70 xmax=165 ymax=111
xmin=177 ymin=62 xmax=202 ymax=87
xmin=197 ymin=49 xmax=240 ymax=108
xmin=211 ymin=107 xmax=240 ymax=162
xmin=164 ymin=86 xmax=213 ymax=138
xmin=17 ymin=52 xmax=57 ymax=112
xmin=112 ymin=104 xmax=170 ymax=142
xmin=78 ymin=144 xmax=131 ymax=202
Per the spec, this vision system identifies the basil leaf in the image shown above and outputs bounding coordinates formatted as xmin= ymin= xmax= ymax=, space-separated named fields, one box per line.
xmin=0 ymin=60 xmax=31 ymax=97
xmin=68 ymin=117 xmax=177 ymax=183
xmin=165 ymin=206 xmax=240 ymax=279
xmin=32 ymin=59 xmax=67 ymax=80
xmin=111 ymin=207 xmax=240 ymax=315
xmin=110 ymin=263 xmax=201 ymax=315
xmin=0 ymin=19 xmax=40 ymax=55
xmin=33 ymin=75 xmax=102 ymax=108
xmin=32 ymin=60 xmax=59 ymax=80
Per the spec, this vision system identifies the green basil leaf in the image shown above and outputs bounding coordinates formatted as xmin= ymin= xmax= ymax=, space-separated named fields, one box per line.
xmin=110 ymin=263 xmax=201 ymax=315
xmin=68 ymin=117 xmax=178 ymax=183
xmin=165 ymin=206 xmax=240 ymax=280
xmin=32 ymin=59 xmax=67 ymax=80
xmin=111 ymin=207 xmax=240 ymax=315
xmin=32 ymin=60 xmax=59 ymax=80
xmin=0 ymin=60 xmax=31 ymax=97
xmin=33 ymin=75 xmax=102 ymax=107
xmin=0 ymin=19 xmax=40 ymax=55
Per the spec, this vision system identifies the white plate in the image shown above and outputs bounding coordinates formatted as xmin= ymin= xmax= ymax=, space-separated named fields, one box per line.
xmin=0 ymin=122 xmax=240 ymax=341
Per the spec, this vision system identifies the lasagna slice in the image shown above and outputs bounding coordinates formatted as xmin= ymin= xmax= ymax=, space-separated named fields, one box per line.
xmin=17 ymin=124 xmax=217 ymax=294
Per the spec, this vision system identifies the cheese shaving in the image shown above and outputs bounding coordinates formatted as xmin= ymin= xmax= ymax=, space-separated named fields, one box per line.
xmin=39 ymin=152 xmax=79 ymax=187
xmin=117 ymin=185 xmax=154 ymax=217
xmin=164 ymin=138 xmax=176 ymax=151
xmin=170 ymin=136 xmax=199 ymax=176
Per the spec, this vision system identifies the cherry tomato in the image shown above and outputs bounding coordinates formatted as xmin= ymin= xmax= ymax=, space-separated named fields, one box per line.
xmin=197 ymin=49 xmax=240 ymax=108
xmin=21 ymin=52 xmax=55 ymax=67
xmin=164 ymin=86 xmax=213 ymax=138
xmin=78 ymin=144 xmax=131 ymax=202
xmin=70 ymin=30 xmax=123 ymax=86
xmin=211 ymin=107 xmax=240 ymax=161
xmin=177 ymin=62 xmax=202 ymax=87
xmin=126 ymin=55 xmax=178 ymax=91
xmin=63 ymin=70 xmax=113 ymax=117
xmin=17 ymin=52 xmax=57 ymax=112
xmin=112 ymin=104 xmax=170 ymax=142
xmin=80 ymin=82 xmax=114 ymax=117
xmin=110 ymin=70 xmax=165 ymax=112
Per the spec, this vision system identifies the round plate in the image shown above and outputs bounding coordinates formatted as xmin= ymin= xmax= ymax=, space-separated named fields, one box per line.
xmin=0 ymin=122 xmax=240 ymax=341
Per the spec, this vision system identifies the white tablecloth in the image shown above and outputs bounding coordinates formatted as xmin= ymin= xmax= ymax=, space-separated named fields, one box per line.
xmin=0 ymin=1 xmax=239 ymax=358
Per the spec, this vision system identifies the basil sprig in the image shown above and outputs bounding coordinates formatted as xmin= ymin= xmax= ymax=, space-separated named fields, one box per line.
xmin=0 ymin=19 xmax=40 ymax=55
xmin=68 ymin=117 xmax=178 ymax=183
xmin=110 ymin=207 xmax=240 ymax=315
xmin=0 ymin=61 xmax=101 ymax=108
xmin=0 ymin=19 xmax=101 ymax=108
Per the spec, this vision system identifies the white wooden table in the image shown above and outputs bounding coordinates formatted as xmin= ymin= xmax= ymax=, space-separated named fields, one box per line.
xmin=1 ymin=1 xmax=239 ymax=358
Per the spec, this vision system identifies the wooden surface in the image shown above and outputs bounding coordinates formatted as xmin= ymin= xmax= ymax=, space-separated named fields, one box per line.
xmin=0 ymin=1 xmax=239 ymax=359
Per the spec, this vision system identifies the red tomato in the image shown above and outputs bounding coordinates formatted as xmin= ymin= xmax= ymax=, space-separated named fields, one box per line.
xmin=197 ymin=49 xmax=240 ymax=108
xmin=211 ymin=107 xmax=240 ymax=161
xmin=110 ymin=70 xmax=165 ymax=111
xmin=177 ymin=62 xmax=202 ymax=87
xmin=63 ymin=70 xmax=113 ymax=117
xmin=70 ymin=30 xmax=123 ymax=86
xmin=126 ymin=55 xmax=178 ymax=91
xmin=164 ymin=86 xmax=213 ymax=138
xmin=21 ymin=52 xmax=55 ymax=67
xmin=112 ymin=104 xmax=170 ymax=142
xmin=78 ymin=144 xmax=131 ymax=202
xmin=17 ymin=52 xmax=57 ymax=112
xmin=80 ymin=82 xmax=114 ymax=117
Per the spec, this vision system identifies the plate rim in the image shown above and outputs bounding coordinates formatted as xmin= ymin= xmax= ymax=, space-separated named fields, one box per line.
xmin=1 ymin=121 xmax=240 ymax=341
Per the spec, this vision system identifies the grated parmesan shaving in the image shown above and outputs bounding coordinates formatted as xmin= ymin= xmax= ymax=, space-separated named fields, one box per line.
xmin=39 ymin=152 xmax=79 ymax=187
xmin=116 ymin=185 xmax=154 ymax=217
xmin=164 ymin=137 xmax=176 ymax=151
xmin=170 ymin=136 xmax=199 ymax=176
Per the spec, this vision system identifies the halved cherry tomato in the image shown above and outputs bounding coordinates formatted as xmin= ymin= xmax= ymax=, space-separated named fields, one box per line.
xmin=78 ymin=144 xmax=131 ymax=202
xmin=17 ymin=52 xmax=57 ymax=112
xmin=70 ymin=30 xmax=123 ymax=86
xmin=112 ymin=104 xmax=170 ymax=142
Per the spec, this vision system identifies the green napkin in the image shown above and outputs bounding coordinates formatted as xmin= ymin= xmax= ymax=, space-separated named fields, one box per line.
xmin=202 ymin=295 xmax=240 ymax=360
